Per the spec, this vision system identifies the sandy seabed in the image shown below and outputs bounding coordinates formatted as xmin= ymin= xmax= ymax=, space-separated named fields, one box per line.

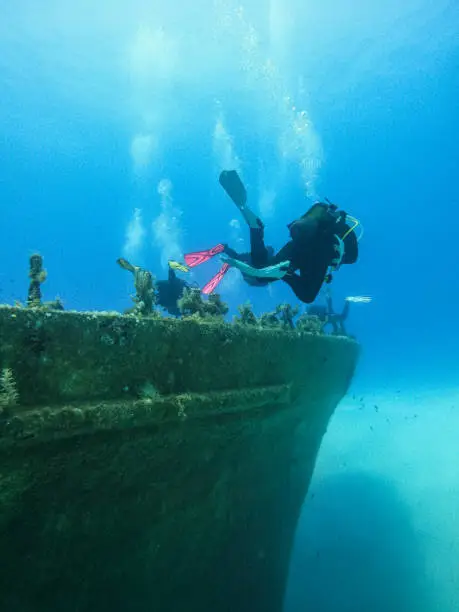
xmin=285 ymin=385 xmax=459 ymax=612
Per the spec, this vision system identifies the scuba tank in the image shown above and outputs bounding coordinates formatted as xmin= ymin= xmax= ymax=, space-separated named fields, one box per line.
xmin=287 ymin=201 xmax=359 ymax=265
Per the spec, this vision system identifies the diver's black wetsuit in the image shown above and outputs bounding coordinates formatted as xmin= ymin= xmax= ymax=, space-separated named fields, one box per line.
xmin=223 ymin=223 xmax=274 ymax=287
xmin=156 ymin=268 xmax=189 ymax=316
xmin=223 ymin=216 xmax=337 ymax=303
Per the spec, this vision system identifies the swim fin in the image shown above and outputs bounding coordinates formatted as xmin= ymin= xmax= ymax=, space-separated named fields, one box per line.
xmin=168 ymin=260 xmax=189 ymax=273
xmin=184 ymin=244 xmax=225 ymax=268
xmin=202 ymin=263 xmax=230 ymax=295
xmin=219 ymin=170 xmax=261 ymax=229
xmin=219 ymin=170 xmax=247 ymax=208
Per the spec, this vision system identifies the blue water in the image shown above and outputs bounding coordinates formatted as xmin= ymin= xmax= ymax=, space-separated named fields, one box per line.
xmin=1 ymin=1 xmax=458 ymax=609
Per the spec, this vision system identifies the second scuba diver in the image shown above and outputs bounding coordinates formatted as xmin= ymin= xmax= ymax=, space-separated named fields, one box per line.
xmin=307 ymin=288 xmax=351 ymax=335
xmin=117 ymin=258 xmax=191 ymax=316
xmin=184 ymin=170 xmax=362 ymax=303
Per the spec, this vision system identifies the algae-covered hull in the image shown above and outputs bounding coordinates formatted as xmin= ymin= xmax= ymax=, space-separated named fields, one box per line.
xmin=0 ymin=306 xmax=359 ymax=612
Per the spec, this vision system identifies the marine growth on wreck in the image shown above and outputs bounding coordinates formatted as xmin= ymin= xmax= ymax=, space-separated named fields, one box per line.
xmin=0 ymin=252 xmax=359 ymax=612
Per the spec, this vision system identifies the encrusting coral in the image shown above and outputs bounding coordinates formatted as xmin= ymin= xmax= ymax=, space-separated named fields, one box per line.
xmin=44 ymin=297 xmax=65 ymax=311
xmin=177 ymin=287 xmax=204 ymax=317
xmin=234 ymin=302 xmax=324 ymax=334
xmin=0 ymin=368 xmax=19 ymax=413
xmin=27 ymin=253 xmax=47 ymax=308
xmin=259 ymin=310 xmax=282 ymax=328
xmin=12 ymin=252 xmax=334 ymax=337
xmin=296 ymin=314 xmax=324 ymax=334
xmin=275 ymin=303 xmax=300 ymax=330
xmin=18 ymin=254 xmax=64 ymax=311
xmin=178 ymin=288 xmax=228 ymax=320
xmin=234 ymin=302 xmax=258 ymax=326
xmin=205 ymin=293 xmax=229 ymax=318
xmin=117 ymin=258 xmax=156 ymax=316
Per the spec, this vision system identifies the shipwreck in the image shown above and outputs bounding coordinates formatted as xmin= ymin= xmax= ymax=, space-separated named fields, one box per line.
xmin=0 ymin=301 xmax=359 ymax=611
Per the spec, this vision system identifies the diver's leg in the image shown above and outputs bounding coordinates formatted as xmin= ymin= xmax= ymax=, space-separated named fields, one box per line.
xmin=282 ymin=274 xmax=317 ymax=303
xmin=222 ymin=244 xmax=240 ymax=259
xmin=241 ymin=207 xmax=262 ymax=229
xmin=271 ymin=241 xmax=293 ymax=266
xmin=282 ymin=264 xmax=327 ymax=304
xmin=168 ymin=268 xmax=177 ymax=282
xmin=249 ymin=225 xmax=270 ymax=268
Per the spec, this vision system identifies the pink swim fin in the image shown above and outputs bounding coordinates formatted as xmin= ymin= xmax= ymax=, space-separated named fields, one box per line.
xmin=184 ymin=244 xmax=225 ymax=268
xmin=202 ymin=264 xmax=230 ymax=295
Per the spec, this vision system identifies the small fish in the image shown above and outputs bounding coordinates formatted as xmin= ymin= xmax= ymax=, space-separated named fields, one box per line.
xmin=345 ymin=295 xmax=372 ymax=303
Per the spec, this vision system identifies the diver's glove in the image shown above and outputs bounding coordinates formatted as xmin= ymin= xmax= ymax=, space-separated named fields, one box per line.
xmin=331 ymin=235 xmax=345 ymax=269
xmin=220 ymin=256 xmax=290 ymax=279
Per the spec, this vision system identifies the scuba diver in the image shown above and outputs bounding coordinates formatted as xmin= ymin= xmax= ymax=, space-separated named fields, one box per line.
xmin=184 ymin=170 xmax=362 ymax=302
xmin=155 ymin=261 xmax=192 ymax=316
xmin=117 ymin=258 xmax=191 ymax=316
xmin=307 ymin=288 xmax=351 ymax=335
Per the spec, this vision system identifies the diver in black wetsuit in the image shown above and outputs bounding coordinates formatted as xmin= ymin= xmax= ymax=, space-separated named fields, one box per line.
xmin=307 ymin=290 xmax=351 ymax=335
xmin=184 ymin=170 xmax=361 ymax=302
xmin=117 ymin=258 xmax=191 ymax=316
xmin=155 ymin=265 xmax=191 ymax=316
